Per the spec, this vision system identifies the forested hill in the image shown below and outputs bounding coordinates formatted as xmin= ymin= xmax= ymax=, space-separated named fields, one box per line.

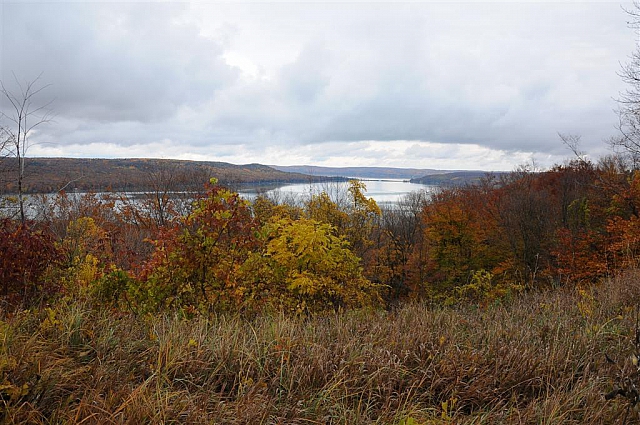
xmin=0 ymin=158 xmax=339 ymax=194
xmin=410 ymin=171 xmax=501 ymax=186
xmin=270 ymin=165 xmax=445 ymax=179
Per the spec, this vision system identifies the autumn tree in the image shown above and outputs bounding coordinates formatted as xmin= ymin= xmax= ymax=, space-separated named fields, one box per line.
xmin=422 ymin=186 xmax=501 ymax=291
xmin=492 ymin=166 xmax=562 ymax=286
xmin=0 ymin=219 xmax=61 ymax=305
xmin=132 ymin=161 xmax=180 ymax=228
xmin=306 ymin=191 xmax=349 ymax=234
xmin=546 ymin=161 xmax=613 ymax=284
xmin=554 ymin=198 xmax=610 ymax=284
xmin=370 ymin=190 xmax=429 ymax=300
xmin=252 ymin=194 xmax=303 ymax=224
xmin=115 ymin=160 xmax=202 ymax=229
xmin=305 ymin=180 xmax=381 ymax=258
xmin=241 ymin=217 xmax=381 ymax=313
xmin=125 ymin=180 xmax=382 ymax=314
xmin=135 ymin=179 xmax=259 ymax=313
xmin=345 ymin=180 xmax=382 ymax=255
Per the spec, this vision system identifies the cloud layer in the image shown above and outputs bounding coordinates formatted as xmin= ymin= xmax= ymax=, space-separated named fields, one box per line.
xmin=0 ymin=1 xmax=634 ymax=170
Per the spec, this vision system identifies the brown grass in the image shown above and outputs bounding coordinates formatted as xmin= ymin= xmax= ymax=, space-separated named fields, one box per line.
xmin=2 ymin=272 xmax=640 ymax=424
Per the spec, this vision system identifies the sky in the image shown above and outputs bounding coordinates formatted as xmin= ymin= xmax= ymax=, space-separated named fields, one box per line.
xmin=0 ymin=0 xmax=637 ymax=171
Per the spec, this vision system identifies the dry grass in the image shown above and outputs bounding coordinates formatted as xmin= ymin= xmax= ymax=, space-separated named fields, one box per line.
xmin=2 ymin=273 xmax=640 ymax=424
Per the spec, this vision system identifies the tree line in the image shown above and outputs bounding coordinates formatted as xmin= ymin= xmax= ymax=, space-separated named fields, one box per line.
xmin=2 ymin=156 xmax=640 ymax=313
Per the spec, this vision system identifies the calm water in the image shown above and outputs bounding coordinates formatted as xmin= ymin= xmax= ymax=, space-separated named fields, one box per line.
xmin=238 ymin=179 xmax=437 ymax=207
xmin=4 ymin=180 xmax=438 ymax=220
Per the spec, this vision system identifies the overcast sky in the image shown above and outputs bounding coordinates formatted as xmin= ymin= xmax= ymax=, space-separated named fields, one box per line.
xmin=0 ymin=1 xmax=636 ymax=170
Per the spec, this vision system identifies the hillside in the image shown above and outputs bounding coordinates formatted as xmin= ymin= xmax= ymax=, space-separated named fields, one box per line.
xmin=410 ymin=170 xmax=501 ymax=186
xmin=270 ymin=165 xmax=448 ymax=180
xmin=0 ymin=158 xmax=339 ymax=194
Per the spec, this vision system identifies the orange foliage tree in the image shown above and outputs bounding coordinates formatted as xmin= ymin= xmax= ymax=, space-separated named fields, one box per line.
xmin=421 ymin=185 xmax=504 ymax=292
xmin=135 ymin=180 xmax=259 ymax=313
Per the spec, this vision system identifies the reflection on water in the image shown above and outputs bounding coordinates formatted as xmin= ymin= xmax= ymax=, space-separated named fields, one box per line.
xmin=238 ymin=180 xmax=438 ymax=206
xmin=3 ymin=180 xmax=439 ymax=220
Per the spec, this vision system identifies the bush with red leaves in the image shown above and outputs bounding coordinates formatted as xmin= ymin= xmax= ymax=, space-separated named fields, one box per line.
xmin=0 ymin=219 xmax=62 ymax=306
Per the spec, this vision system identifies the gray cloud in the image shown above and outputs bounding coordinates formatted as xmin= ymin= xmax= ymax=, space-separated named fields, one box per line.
xmin=2 ymin=3 xmax=237 ymax=124
xmin=0 ymin=1 xmax=634 ymax=169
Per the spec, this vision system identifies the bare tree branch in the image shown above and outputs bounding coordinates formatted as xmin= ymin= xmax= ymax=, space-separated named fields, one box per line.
xmin=0 ymin=74 xmax=53 ymax=223
xmin=559 ymin=133 xmax=588 ymax=164
xmin=613 ymin=1 xmax=640 ymax=168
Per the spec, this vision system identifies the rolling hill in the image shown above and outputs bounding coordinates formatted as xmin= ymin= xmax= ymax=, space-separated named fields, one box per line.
xmin=0 ymin=158 xmax=340 ymax=194
xmin=270 ymin=165 xmax=447 ymax=180
xmin=409 ymin=171 xmax=505 ymax=186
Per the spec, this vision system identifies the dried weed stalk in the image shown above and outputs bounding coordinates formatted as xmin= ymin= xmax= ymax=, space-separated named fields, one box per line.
xmin=605 ymin=310 xmax=640 ymax=424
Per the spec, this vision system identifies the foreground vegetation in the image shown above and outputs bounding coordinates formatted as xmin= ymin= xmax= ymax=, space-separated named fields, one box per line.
xmin=7 ymin=5 xmax=640 ymax=421
xmin=5 ymin=159 xmax=640 ymax=422
xmin=0 ymin=271 xmax=639 ymax=423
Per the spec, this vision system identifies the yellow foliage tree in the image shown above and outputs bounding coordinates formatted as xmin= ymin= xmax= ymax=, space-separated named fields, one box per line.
xmin=242 ymin=217 xmax=381 ymax=313
xmin=60 ymin=217 xmax=110 ymax=291
xmin=305 ymin=180 xmax=381 ymax=257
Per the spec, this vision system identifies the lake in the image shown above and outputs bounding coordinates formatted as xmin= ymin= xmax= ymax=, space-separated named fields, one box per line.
xmin=3 ymin=179 xmax=439 ymax=220
xmin=238 ymin=179 xmax=438 ymax=207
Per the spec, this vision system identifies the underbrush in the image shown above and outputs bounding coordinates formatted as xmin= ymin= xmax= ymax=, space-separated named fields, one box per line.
xmin=2 ymin=273 xmax=640 ymax=423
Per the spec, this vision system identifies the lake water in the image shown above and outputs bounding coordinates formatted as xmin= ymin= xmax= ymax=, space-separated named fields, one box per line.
xmin=3 ymin=179 xmax=439 ymax=220
xmin=238 ymin=179 xmax=438 ymax=207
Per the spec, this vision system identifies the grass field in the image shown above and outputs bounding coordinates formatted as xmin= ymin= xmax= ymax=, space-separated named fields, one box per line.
xmin=2 ymin=272 xmax=640 ymax=424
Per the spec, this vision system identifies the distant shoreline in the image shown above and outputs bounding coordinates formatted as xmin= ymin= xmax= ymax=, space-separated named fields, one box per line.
xmin=0 ymin=157 xmax=501 ymax=195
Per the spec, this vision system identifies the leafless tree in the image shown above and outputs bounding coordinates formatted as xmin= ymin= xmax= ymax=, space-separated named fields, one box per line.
xmin=559 ymin=133 xmax=588 ymax=163
xmin=0 ymin=73 xmax=53 ymax=223
xmin=0 ymin=127 xmax=13 ymax=216
xmin=610 ymin=1 xmax=640 ymax=167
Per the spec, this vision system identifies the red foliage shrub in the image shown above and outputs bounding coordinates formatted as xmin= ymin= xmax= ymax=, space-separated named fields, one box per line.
xmin=0 ymin=219 xmax=62 ymax=306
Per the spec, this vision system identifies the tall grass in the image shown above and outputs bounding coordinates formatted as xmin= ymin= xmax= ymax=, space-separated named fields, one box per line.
xmin=2 ymin=272 xmax=640 ymax=423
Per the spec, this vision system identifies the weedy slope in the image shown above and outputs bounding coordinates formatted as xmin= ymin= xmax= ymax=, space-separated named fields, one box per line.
xmin=1 ymin=272 xmax=640 ymax=424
